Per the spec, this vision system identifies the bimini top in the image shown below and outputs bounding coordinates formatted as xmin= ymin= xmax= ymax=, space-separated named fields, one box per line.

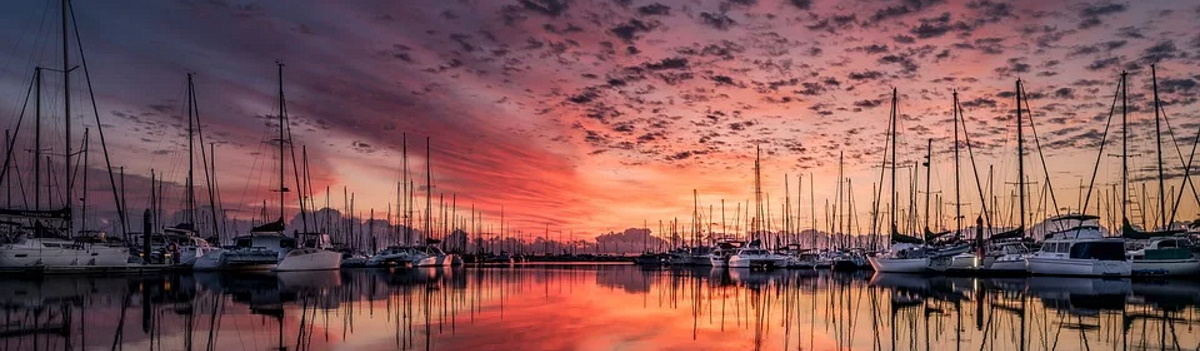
xmin=1050 ymin=213 xmax=1100 ymax=222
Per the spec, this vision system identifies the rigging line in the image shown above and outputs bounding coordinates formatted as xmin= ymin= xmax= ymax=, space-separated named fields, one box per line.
xmin=957 ymin=99 xmax=992 ymax=229
xmin=0 ymin=70 xmax=35 ymax=203
xmin=1158 ymin=91 xmax=1200 ymax=223
xmin=69 ymin=0 xmax=127 ymax=235
xmin=282 ymin=80 xmax=308 ymax=232
xmin=190 ymin=75 xmax=222 ymax=239
xmin=0 ymin=0 xmax=50 ymax=96
xmin=872 ymin=109 xmax=890 ymax=237
xmin=1018 ymin=82 xmax=1061 ymax=217
xmin=1080 ymin=77 xmax=1122 ymax=216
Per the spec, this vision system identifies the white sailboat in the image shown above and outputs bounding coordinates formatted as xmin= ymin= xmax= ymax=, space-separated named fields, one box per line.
xmin=197 ymin=63 xmax=342 ymax=271
xmin=977 ymin=239 xmax=1033 ymax=274
xmin=1120 ymin=67 xmax=1200 ymax=277
xmin=0 ymin=1 xmax=132 ymax=271
xmin=276 ymin=233 xmax=342 ymax=271
xmin=867 ymin=89 xmax=932 ymax=274
xmin=706 ymin=239 xmax=741 ymax=267
xmin=0 ymin=237 xmax=129 ymax=270
xmin=411 ymin=243 xmax=460 ymax=267
xmin=1127 ymin=236 xmax=1200 ymax=276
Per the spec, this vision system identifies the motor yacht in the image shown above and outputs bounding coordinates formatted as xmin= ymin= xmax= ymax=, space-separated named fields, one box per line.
xmin=1025 ymin=215 xmax=1130 ymax=277
xmin=727 ymin=240 xmax=787 ymax=269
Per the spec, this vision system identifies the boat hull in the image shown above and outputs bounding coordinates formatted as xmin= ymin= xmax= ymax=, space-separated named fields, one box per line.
xmin=1131 ymin=258 xmax=1200 ymax=276
xmin=979 ymin=256 xmax=1028 ymax=274
xmin=1026 ymin=257 xmax=1131 ymax=277
xmin=867 ymin=257 xmax=929 ymax=273
xmin=414 ymin=254 xmax=460 ymax=267
xmin=0 ymin=245 xmax=129 ymax=270
xmin=710 ymin=258 xmax=729 ymax=267
xmin=276 ymin=250 xmax=342 ymax=271
xmin=727 ymin=256 xmax=786 ymax=269
xmin=192 ymin=249 xmax=278 ymax=271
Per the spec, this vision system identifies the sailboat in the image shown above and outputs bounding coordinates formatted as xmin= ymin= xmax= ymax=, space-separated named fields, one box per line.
xmin=0 ymin=0 xmax=131 ymax=271
xmin=132 ymin=74 xmax=220 ymax=266
xmin=196 ymin=63 xmax=340 ymax=271
xmin=727 ymin=145 xmax=788 ymax=269
xmin=1121 ymin=65 xmax=1199 ymax=276
xmin=978 ymin=79 xmax=1036 ymax=274
xmin=868 ymin=89 xmax=937 ymax=273
xmin=408 ymin=138 xmax=460 ymax=267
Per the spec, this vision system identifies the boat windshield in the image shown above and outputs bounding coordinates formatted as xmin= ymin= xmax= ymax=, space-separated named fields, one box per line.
xmin=1069 ymin=241 xmax=1125 ymax=261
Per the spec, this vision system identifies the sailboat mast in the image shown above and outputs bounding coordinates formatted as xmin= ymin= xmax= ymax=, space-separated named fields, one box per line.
xmin=426 ymin=137 xmax=432 ymax=242
xmin=754 ymin=144 xmax=762 ymax=240
xmin=837 ymin=151 xmax=844 ymax=248
xmin=924 ymin=138 xmax=932 ymax=232
xmin=402 ymin=133 xmax=409 ymax=244
xmin=81 ymin=129 xmax=88 ymax=230
xmin=34 ymin=67 xmax=41 ymax=212
xmin=1152 ymin=65 xmax=1165 ymax=229
xmin=187 ymin=73 xmax=196 ymax=225
xmin=1120 ymin=71 xmax=1128 ymax=222
xmin=63 ymin=0 xmax=73 ymax=226
xmin=1016 ymin=79 xmax=1026 ymax=231
xmin=889 ymin=88 xmax=898 ymax=238
xmin=276 ymin=62 xmax=286 ymax=225
xmin=953 ymin=91 xmax=961 ymax=236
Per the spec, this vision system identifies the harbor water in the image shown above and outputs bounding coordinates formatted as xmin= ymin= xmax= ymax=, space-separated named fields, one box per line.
xmin=0 ymin=265 xmax=1196 ymax=351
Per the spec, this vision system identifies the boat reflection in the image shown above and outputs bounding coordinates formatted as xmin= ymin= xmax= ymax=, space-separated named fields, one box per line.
xmin=0 ymin=267 xmax=1197 ymax=350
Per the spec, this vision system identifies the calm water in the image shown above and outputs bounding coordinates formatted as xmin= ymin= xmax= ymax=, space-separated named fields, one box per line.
xmin=1 ymin=265 xmax=1197 ymax=351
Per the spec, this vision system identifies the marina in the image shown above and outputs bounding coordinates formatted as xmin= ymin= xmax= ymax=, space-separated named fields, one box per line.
xmin=0 ymin=0 xmax=1199 ymax=349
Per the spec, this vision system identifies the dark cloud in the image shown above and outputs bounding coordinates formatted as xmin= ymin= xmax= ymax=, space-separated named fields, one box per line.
xmin=1086 ymin=57 xmax=1120 ymax=71
xmin=639 ymin=57 xmax=688 ymax=71
xmin=1078 ymin=2 xmax=1126 ymax=29
xmin=1141 ymin=40 xmax=1178 ymax=63
xmin=700 ymin=12 xmax=736 ymax=30
xmin=637 ymin=3 xmax=670 ymax=16
xmin=871 ymin=0 xmax=946 ymax=23
xmin=1054 ymin=87 xmax=1075 ymax=99
xmin=960 ymin=97 xmax=997 ymax=108
xmin=805 ymin=14 xmax=858 ymax=33
xmin=878 ymin=54 xmax=919 ymax=73
xmin=711 ymin=75 xmax=736 ymax=86
xmin=1080 ymin=2 xmax=1127 ymax=17
xmin=789 ymin=0 xmax=813 ymax=10
xmin=610 ymin=19 xmax=659 ymax=41
xmin=994 ymin=57 xmax=1030 ymax=76
xmin=795 ymin=81 xmax=824 ymax=96
xmin=1159 ymin=78 xmax=1197 ymax=94
xmin=848 ymin=70 xmax=884 ymax=81
xmin=1116 ymin=26 xmax=1145 ymax=39
xmin=519 ymin=0 xmax=569 ymax=17
xmin=856 ymin=44 xmax=890 ymax=54
xmin=853 ymin=99 xmax=884 ymax=108
xmin=909 ymin=13 xmax=972 ymax=39
xmin=568 ymin=89 xmax=600 ymax=104
xmin=966 ymin=0 xmax=1013 ymax=23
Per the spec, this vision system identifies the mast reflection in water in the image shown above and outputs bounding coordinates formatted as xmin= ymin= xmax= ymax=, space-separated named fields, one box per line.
xmin=0 ymin=266 xmax=1197 ymax=351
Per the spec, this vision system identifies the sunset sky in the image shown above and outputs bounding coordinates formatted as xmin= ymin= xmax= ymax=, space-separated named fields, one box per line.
xmin=0 ymin=0 xmax=1198 ymax=239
